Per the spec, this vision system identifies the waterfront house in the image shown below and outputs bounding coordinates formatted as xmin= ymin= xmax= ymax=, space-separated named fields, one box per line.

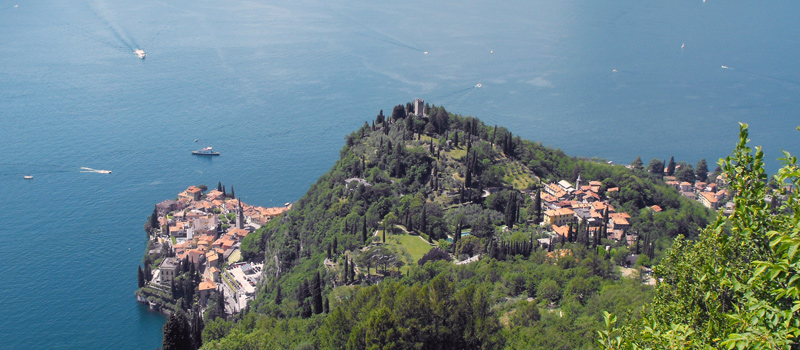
xmin=159 ymin=257 xmax=180 ymax=284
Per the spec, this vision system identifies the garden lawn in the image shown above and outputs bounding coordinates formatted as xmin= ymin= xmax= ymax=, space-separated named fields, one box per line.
xmin=380 ymin=228 xmax=434 ymax=274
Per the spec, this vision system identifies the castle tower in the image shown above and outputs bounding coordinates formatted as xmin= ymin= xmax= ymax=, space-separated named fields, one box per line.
xmin=414 ymin=99 xmax=425 ymax=116
xmin=576 ymin=174 xmax=582 ymax=191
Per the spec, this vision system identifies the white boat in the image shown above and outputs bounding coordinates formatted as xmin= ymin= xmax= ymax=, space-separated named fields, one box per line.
xmin=721 ymin=65 xmax=729 ymax=69
xmin=475 ymin=83 xmax=482 ymax=88
xmin=96 ymin=170 xmax=112 ymax=174
xmin=423 ymin=51 xmax=428 ymax=55
xmin=134 ymin=49 xmax=146 ymax=59
xmin=24 ymin=175 xmax=33 ymax=179
xmin=681 ymin=43 xmax=685 ymax=49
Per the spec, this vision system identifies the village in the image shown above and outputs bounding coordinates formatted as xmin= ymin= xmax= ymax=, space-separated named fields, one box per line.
xmin=136 ymin=184 xmax=290 ymax=316
xmin=530 ymin=165 xmax=733 ymax=265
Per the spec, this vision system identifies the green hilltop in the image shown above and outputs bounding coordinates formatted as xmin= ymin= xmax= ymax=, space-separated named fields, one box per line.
xmin=166 ymin=103 xmax=722 ymax=349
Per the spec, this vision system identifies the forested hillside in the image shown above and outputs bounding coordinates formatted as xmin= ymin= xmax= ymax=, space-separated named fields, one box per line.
xmin=193 ymin=103 xmax=713 ymax=349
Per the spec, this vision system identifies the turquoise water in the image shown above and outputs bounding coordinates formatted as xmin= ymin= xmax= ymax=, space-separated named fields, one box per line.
xmin=1 ymin=0 xmax=798 ymax=348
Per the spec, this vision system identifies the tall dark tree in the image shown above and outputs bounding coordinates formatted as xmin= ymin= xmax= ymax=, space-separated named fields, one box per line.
xmin=162 ymin=312 xmax=192 ymax=350
xmin=191 ymin=309 xmax=204 ymax=349
xmin=137 ymin=265 xmax=145 ymax=288
xmin=217 ymin=181 xmax=222 ymax=192
xmin=150 ymin=206 xmax=159 ymax=233
xmin=362 ymin=216 xmax=368 ymax=244
xmin=667 ymin=156 xmax=676 ymax=176
xmin=312 ymin=272 xmax=323 ymax=314
xmin=144 ymin=263 xmax=152 ymax=282
xmin=324 ymin=297 xmax=330 ymax=314
xmin=696 ymin=158 xmax=709 ymax=182
xmin=631 ymin=156 xmax=644 ymax=171
xmin=648 ymin=159 xmax=664 ymax=175
xmin=230 ymin=186 xmax=234 ymax=199
xmin=217 ymin=289 xmax=226 ymax=319
xmin=391 ymin=104 xmax=406 ymax=121
xmin=275 ymin=284 xmax=282 ymax=305
xmin=300 ymin=300 xmax=312 ymax=318
xmin=534 ymin=189 xmax=542 ymax=223
xmin=332 ymin=236 xmax=338 ymax=255
xmin=421 ymin=205 xmax=427 ymax=235
xmin=504 ymin=194 xmax=516 ymax=229
xmin=676 ymin=164 xmax=696 ymax=183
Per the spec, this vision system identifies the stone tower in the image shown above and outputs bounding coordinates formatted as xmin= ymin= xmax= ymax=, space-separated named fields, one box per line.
xmin=236 ymin=198 xmax=244 ymax=229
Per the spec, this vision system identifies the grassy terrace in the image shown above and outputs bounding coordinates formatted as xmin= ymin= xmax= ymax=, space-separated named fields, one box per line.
xmin=378 ymin=227 xmax=435 ymax=274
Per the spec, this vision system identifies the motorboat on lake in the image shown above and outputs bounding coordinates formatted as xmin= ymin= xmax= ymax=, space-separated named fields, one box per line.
xmin=193 ymin=147 xmax=220 ymax=156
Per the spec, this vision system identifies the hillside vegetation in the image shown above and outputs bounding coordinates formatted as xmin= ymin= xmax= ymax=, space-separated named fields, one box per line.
xmin=197 ymin=103 xmax=713 ymax=349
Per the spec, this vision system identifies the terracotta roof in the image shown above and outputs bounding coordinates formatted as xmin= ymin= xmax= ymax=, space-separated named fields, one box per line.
xmin=552 ymin=225 xmax=570 ymax=237
xmin=700 ymin=192 xmax=718 ymax=203
xmin=199 ymin=280 xmax=217 ymax=291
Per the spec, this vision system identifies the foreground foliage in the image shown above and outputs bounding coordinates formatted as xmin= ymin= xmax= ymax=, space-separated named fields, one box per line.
xmin=600 ymin=124 xmax=800 ymax=349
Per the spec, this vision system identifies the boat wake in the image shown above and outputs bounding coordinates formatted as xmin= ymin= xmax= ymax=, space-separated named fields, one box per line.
xmin=80 ymin=167 xmax=112 ymax=174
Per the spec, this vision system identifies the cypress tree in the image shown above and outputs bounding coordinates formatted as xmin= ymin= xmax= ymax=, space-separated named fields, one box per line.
xmin=421 ymin=205 xmax=427 ymax=234
xmin=137 ymin=265 xmax=145 ymax=288
xmin=150 ymin=206 xmax=159 ymax=233
xmin=333 ymin=236 xmax=338 ymax=255
xmin=217 ymin=289 xmax=226 ymax=319
xmin=275 ymin=284 xmax=282 ymax=305
xmin=217 ymin=181 xmax=222 ymax=192
xmin=362 ymin=216 xmax=368 ymax=244
xmin=667 ymin=156 xmax=676 ymax=176
xmin=162 ymin=312 xmax=192 ymax=350
xmin=504 ymin=194 xmax=516 ymax=229
xmin=144 ymin=263 xmax=152 ymax=282
xmin=301 ymin=300 xmax=312 ymax=318
xmin=324 ymin=297 xmax=330 ymax=314
xmin=312 ymin=272 xmax=323 ymax=314
xmin=230 ymin=186 xmax=235 ymax=199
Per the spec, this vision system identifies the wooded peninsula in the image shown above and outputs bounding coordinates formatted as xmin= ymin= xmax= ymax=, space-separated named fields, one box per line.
xmin=139 ymin=101 xmax=800 ymax=349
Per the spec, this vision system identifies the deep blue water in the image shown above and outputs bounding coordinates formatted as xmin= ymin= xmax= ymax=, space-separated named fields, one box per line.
xmin=1 ymin=0 xmax=798 ymax=348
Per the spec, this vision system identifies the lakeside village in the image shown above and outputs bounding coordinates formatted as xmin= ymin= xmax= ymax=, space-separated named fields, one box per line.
xmin=135 ymin=159 xmax=741 ymax=319
xmin=135 ymin=184 xmax=290 ymax=316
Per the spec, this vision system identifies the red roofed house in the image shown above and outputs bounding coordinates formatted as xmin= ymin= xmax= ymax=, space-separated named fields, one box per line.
xmin=552 ymin=225 xmax=570 ymax=240
xmin=181 ymin=186 xmax=203 ymax=201
xmin=198 ymin=280 xmax=217 ymax=304
xmin=699 ymin=191 xmax=720 ymax=210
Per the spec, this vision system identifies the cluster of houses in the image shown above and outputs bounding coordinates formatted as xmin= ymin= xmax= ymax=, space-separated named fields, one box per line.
xmin=663 ymin=176 xmax=731 ymax=213
xmin=153 ymin=186 xmax=290 ymax=303
xmin=536 ymin=175 xmax=637 ymax=247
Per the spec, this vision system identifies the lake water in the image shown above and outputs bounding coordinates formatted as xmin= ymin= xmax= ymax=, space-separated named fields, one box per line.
xmin=1 ymin=0 xmax=798 ymax=348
